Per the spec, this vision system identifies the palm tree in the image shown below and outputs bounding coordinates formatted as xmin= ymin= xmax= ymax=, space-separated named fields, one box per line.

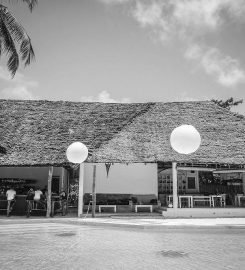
xmin=0 ymin=0 xmax=37 ymax=77
xmin=212 ymin=97 xmax=243 ymax=110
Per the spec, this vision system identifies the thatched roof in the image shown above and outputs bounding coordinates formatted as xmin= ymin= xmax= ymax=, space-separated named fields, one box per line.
xmin=0 ymin=99 xmax=245 ymax=166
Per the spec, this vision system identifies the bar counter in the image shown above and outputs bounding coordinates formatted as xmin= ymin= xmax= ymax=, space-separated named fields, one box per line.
xmin=0 ymin=195 xmax=62 ymax=216
xmin=12 ymin=195 xmax=28 ymax=216
xmin=0 ymin=195 xmax=46 ymax=216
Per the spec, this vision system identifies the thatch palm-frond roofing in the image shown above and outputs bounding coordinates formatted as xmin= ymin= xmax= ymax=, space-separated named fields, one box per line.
xmin=0 ymin=99 xmax=245 ymax=166
xmin=92 ymin=101 xmax=245 ymax=165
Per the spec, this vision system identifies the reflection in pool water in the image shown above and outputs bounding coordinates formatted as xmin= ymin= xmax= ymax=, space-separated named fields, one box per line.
xmin=0 ymin=222 xmax=245 ymax=270
xmin=56 ymin=232 xmax=77 ymax=237
xmin=157 ymin=250 xmax=188 ymax=258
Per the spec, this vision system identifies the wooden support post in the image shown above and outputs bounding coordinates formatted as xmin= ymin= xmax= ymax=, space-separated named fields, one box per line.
xmin=78 ymin=163 xmax=84 ymax=217
xmin=46 ymin=166 xmax=53 ymax=218
xmin=242 ymin=173 xmax=245 ymax=194
xmin=92 ymin=164 xmax=97 ymax=218
xmin=60 ymin=167 xmax=65 ymax=191
xmin=172 ymin=162 xmax=178 ymax=212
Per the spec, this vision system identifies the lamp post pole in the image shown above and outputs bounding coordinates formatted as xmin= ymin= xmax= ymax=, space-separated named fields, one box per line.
xmin=172 ymin=162 xmax=178 ymax=212
xmin=91 ymin=164 xmax=97 ymax=218
xmin=78 ymin=163 xmax=85 ymax=217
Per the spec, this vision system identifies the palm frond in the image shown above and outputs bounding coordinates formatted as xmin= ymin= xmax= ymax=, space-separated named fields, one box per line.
xmin=0 ymin=4 xmax=35 ymax=76
xmin=0 ymin=39 xmax=2 ymax=57
xmin=20 ymin=35 xmax=35 ymax=66
xmin=0 ymin=7 xmax=19 ymax=76
xmin=2 ymin=6 xmax=35 ymax=65
xmin=1 ymin=6 xmax=26 ymax=43
xmin=7 ymin=52 xmax=19 ymax=76
xmin=7 ymin=1 xmax=38 ymax=12
xmin=22 ymin=0 xmax=38 ymax=11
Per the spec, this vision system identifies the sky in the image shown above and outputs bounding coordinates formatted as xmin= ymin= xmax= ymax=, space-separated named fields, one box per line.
xmin=0 ymin=0 xmax=245 ymax=114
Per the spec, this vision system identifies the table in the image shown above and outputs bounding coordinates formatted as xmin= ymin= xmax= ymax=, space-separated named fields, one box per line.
xmin=51 ymin=200 xmax=67 ymax=216
xmin=99 ymin=205 xmax=117 ymax=213
xmin=210 ymin=195 xmax=226 ymax=207
xmin=235 ymin=195 xmax=245 ymax=207
xmin=193 ymin=196 xmax=212 ymax=207
xmin=167 ymin=195 xmax=173 ymax=206
xmin=167 ymin=195 xmax=225 ymax=208
xmin=179 ymin=195 xmax=193 ymax=208
xmin=135 ymin=205 xmax=153 ymax=213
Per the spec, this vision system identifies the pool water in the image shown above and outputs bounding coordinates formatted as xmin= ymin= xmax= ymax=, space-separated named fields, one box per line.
xmin=0 ymin=222 xmax=245 ymax=270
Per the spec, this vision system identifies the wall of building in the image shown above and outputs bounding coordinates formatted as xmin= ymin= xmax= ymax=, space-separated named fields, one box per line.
xmin=83 ymin=163 xmax=158 ymax=196
xmin=0 ymin=166 xmax=67 ymax=191
xmin=0 ymin=163 xmax=157 ymax=198
xmin=158 ymin=168 xmax=199 ymax=194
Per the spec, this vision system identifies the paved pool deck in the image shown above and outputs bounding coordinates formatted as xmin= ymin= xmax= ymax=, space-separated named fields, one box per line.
xmin=70 ymin=217 xmax=245 ymax=229
xmin=1 ymin=216 xmax=245 ymax=229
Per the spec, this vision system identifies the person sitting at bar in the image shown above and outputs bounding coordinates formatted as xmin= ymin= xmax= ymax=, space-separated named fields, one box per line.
xmin=42 ymin=185 xmax=48 ymax=199
xmin=6 ymin=186 xmax=16 ymax=217
xmin=0 ymin=188 xmax=6 ymax=199
xmin=59 ymin=190 xmax=67 ymax=216
xmin=0 ymin=189 xmax=6 ymax=211
xmin=34 ymin=187 xmax=46 ymax=210
xmin=26 ymin=188 xmax=35 ymax=200
xmin=26 ymin=188 xmax=35 ymax=217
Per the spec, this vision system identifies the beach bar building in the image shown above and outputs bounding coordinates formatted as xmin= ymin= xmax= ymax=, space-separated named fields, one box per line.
xmin=0 ymin=99 xmax=245 ymax=218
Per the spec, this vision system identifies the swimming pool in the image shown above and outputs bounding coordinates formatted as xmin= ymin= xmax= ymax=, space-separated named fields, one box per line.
xmin=0 ymin=222 xmax=244 ymax=269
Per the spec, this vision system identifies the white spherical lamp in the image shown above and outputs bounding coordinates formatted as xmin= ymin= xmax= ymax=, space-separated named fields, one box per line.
xmin=170 ymin=125 xmax=201 ymax=154
xmin=66 ymin=142 xmax=88 ymax=164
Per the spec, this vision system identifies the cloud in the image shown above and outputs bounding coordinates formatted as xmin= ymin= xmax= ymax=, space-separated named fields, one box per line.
xmin=132 ymin=0 xmax=245 ymax=37
xmin=132 ymin=1 xmax=173 ymax=41
xmin=0 ymin=66 xmax=12 ymax=81
xmin=99 ymin=0 xmax=130 ymax=4
xmin=80 ymin=90 xmax=130 ymax=103
xmin=169 ymin=0 xmax=245 ymax=31
xmin=99 ymin=0 xmax=245 ymax=87
xmin=174 ymin=92 xmax=199 ymax=102
xmin=185 ymin=44 xmax=245 ymax=87
xmin=0 ymin=87 xmax=36 ymax=100
xmin=100 ymin=0 xmax=245 ymax=39
xmin=0 ymin=66 xmax=39 ymax=100
xmin=133 ymin=2 xmax=163 ymax=27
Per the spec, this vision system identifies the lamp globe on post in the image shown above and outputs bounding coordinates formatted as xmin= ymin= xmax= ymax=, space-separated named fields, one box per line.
xmin=66 ymin=142 xmax=88 ymax=164
xmin=170 ymin=125 xmax=201 ymax=155
xmin=66 ymin=142 xmax=88 ymax=217
xmin=170 ymin=125 xmax=201 ymax=213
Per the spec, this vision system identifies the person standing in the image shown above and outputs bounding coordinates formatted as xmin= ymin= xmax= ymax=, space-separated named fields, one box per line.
xmin=34 ymin=187 xmax=46 ymax=210
xmin=6 ymin=186 xmax=16 ymax=217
